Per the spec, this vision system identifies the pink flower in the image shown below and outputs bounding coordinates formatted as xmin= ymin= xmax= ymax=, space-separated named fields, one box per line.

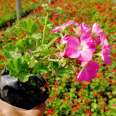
xmin=61 ymin=35 xmax=95 ymax=63
xmin=60 ymin=35 xmax=80 ymax=58
xmin=72 ymin=23 xmax=90 ymax=37
xmin=92 ymin=23 xmax=111 ymax=64
xmin=79 ymin=23 xmax=90 ymax=33
xmin=92 ymin=23 xmax=106 ymax=45
xmin=80 ymin=33 xmax=96 ymax=52
xmin=92 ymin=23 xmax=103 ymax=34
xmin=53 ymin=21 xmax=111 ymax=82
xmin=52 ymin=20 xmax=79 ymax=33
xmin=77 ymin=61 xmax=99 ymax=81
xmin=101 ymin=39 xmax=111 ymax=64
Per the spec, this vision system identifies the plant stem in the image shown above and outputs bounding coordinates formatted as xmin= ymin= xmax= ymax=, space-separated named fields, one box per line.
xmin=42 ymin=13 xmax=48 ymax=44
xmin=47 ymin=37 xmax=58 ymax=48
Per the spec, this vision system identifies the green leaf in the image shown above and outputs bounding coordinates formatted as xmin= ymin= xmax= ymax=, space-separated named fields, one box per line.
xmin=3 ymin=49 xmax=12 ymax=58
xmin=31 ymin=23 xmax=39 ymax=33
xmin=4 ymin=43 xmax=16 ymax=51
xmin=109 ymin=98 xmax=116 ymax=110
xmin=32 ymin=63 xmax=48 ymax=74
xmin=18 ymin=74 xmax=29 ymax=82
xmin=20 ymin=19 xmax=39 ymax=34
xmin=7 ymin=57 xmax=29 ymax=82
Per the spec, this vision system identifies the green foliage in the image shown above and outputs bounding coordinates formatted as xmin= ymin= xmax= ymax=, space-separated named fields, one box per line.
xmin=90 ymin=78 xmax=109 ymax=92
xmin=7 ymin=57 xmax=29 ymax=82
xmin=0 ymin=0 xmax=45 ymax=27
xmin=19 ymin=18 xmax=39 ymax=34
xmin=16 ymin=37 xmax=36 ymax=52
xmin=1 ymin=16 xmax=58 ymax=83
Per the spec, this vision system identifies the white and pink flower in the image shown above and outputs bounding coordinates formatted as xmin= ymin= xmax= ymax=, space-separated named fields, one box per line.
xmin=53 ymin=21 xmax=111 ymax=82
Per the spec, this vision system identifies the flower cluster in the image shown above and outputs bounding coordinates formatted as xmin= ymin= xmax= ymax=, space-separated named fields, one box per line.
xmin=53 ymin=20 xmax=111 ymax=82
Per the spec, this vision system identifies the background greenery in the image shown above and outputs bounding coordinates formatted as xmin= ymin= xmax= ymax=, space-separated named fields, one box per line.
xmin=0 ymin=0 xmax=46 ymax=27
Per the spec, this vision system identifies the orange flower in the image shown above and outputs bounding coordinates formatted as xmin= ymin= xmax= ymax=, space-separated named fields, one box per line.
xmin=33 ymin=6 xmax=43 ymax=14
xmin=62 ymin=99 xmax=67 ymax=103
xmin=32 ymin=0 xmax=37 ymax=3
xmin=112 ymin=104 xmax=116 ymax=107
xmin=50 ymin=12 xmax=59 ymax=21
xmin=72 ymin=106 xmax=78 ymax=112
xmin=112 ymin=21 xmax=116 ymax=25
xmin=85 ymin=109 xmax=92 ymax=116
xmin=112 ymin=69 xmax=116 ymax=72
xmin=93 ymin=92 xmax=99 ymax=97
xmin=0 ymin=54 xmax=6 ymax=61
xmin=72 ymin=104 xmax=80 ymax=112
xmin=10 ymin=37 xmax=17 ymax=41
xmin=96 ymin=72 xmax=102 ymax=78
xmin=112 ymin=53 xmax=116 ymax=58
xmin=0 ymin=33 xmax=4 ymax=37
xmin=47 ymin=108 xmax=54 ymax=115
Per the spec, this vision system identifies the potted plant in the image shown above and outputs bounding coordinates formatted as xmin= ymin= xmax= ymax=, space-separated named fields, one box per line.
xmin=0 ymin=18 xmax=51 ymax=112
xmin=0 ymin=14 xmax=112 ymax=115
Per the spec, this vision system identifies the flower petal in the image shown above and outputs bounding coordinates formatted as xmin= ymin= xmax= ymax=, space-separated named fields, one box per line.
xmin=60 ymin=35 xmax=80 ymax=58
xmin=79 ymin=48 xmax=93 ymax=62
xmin=80 ymin=33 xmax=96 ymax=51
xmin=77 ymin=61 xmax=99 ymax=81
xmin=92 ymin=23 xmax=103 ymax=34
xmin=99 ymin=32 xmax=107 ymax=46
xmin=101 ymin=45 xmax=111 ymax=64
xmin=62 ymin=47 xmax=80 ymax=58
xmin=80 ymin=23 xmax=90 ymax=33
xmin=52 ymin=26 xmax=64 ymax=33
xmin=52 ymin=20 xmax=79 ymax=33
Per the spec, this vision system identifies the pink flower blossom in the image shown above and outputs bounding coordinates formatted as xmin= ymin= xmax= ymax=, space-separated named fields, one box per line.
xmin=101 ymin=39 xmax=111 ymax=64
xmin=79 ymin=23 xmax=90 ymax=33
xmin=92 ymin=23 xmax=106 ymax=45
xmin=53 ymin=21 xmax=111 ymax=82
xmin=77 ymin=61 xmax=99 ymax=81
xmin=80 ymin=33 xmax=96 ymax=52
xmin=92 ymin=23 xmax=111 ymax=64
xmin=92 ymin=23 xmax=103 ymax=34
xmin=72 ymin=23 xmax=90 ymax=37
xmin=52 ymin=20 xmax=79 ymax=33
xmin=60 ymin=35 xmax=80 ymax=58
xmin=61 ymin=35 xmax=95 ymax=63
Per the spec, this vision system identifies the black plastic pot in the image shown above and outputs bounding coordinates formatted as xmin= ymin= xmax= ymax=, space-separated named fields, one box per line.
xmin=0 ymin=72 xmax=49 ymax=110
